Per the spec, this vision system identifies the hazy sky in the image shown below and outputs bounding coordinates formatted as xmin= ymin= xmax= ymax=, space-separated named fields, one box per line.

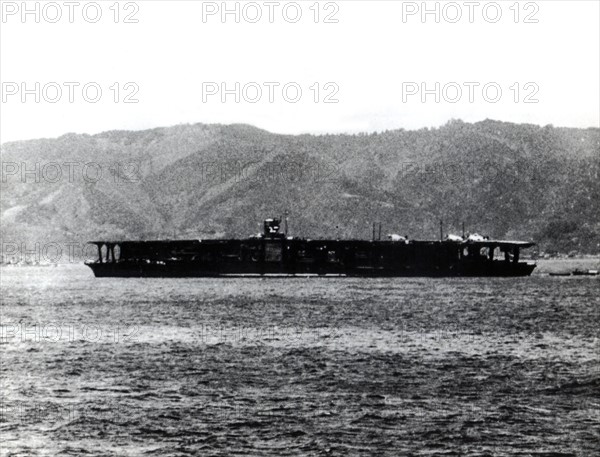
xmin=1 ymin=0 xmax=599 ymax=142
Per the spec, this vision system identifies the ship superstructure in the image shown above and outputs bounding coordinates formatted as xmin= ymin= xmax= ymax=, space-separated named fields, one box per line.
xmin=86 ymin=218 xmax=536 ymax=277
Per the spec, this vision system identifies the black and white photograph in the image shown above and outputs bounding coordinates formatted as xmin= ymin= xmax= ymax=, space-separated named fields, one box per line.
xmin=1 ymin=0 xmax=599 ymax=455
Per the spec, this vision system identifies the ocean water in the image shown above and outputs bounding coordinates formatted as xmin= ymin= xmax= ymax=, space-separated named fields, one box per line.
xmin=1 ymin=264 xmax=598 ymax=456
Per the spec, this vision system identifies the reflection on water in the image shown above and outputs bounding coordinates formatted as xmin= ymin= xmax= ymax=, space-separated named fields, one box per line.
xmin=1 ymin=264 xmax=598 ymax=456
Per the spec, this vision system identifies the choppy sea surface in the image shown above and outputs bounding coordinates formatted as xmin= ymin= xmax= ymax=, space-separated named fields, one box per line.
xmin=1 ymin=263 xmax=598 ymax=456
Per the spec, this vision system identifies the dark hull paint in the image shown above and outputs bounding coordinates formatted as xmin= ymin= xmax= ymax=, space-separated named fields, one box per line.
xmin=86 ymin=237 xmax=536 ymax=278
xmin=86 ymin=261 xmax=536 ymax=278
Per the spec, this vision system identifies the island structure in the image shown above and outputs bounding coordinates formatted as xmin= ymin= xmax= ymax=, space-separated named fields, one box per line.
xmin=86 ymin=218 xmax=536 ymax=278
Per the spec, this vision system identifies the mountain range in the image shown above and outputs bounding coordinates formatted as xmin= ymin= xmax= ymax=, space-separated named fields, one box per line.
xmin=1 ymin=119 xmax=599 ymax=256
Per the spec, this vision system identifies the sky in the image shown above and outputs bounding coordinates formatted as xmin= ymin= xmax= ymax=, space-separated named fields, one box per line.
xmin=1 ymin=0 xmax=599 ymax=143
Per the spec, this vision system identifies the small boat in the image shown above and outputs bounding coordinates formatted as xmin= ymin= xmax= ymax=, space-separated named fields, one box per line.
xmin=549 ymin=272 xmax=571 ymax=277
xmin=572 ymin=269 xmax=599 ymax=276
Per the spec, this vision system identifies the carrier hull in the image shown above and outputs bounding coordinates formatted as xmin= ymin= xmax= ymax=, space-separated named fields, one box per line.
xmin=87 ymin=261 xmax=536 ymax=278
xmin=85 ymin=237 xmax=536 ymax=278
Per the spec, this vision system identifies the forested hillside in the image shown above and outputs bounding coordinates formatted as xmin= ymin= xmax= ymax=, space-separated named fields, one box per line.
xmin=2 ymin=119 xmax=598 ymax=255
